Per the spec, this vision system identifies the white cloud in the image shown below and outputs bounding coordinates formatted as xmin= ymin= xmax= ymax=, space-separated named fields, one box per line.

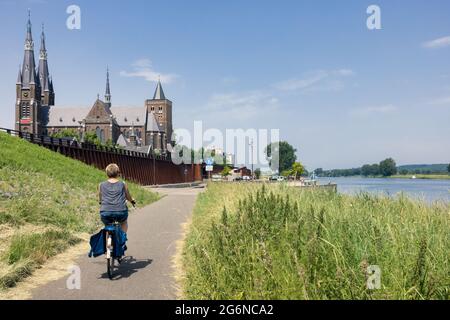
xmin=350 ymin=104 xmax=398 ymax=117
xmin=201 ymin=90 xmax=280 ymax=120
xmin=423 ymin=36 xmax=450 ymax=49
xmin=274 ymin=71 xmax=328 ymax=91
xmin=120 ymin=59 xmax=179 ymax=84
xmin=274 ymin=69 xmax=355 ymax=92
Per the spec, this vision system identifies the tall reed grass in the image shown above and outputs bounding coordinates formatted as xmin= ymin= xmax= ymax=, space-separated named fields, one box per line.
xmin=182 ymin=183 xmax=449 ymax=300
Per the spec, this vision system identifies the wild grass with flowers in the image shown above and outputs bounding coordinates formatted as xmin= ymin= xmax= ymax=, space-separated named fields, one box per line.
xmin=182 ymin=182 xmax=449 ymax=300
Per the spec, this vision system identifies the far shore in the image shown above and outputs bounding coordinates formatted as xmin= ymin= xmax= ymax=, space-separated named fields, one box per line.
xmin=318 ymin=174 xmax=450 ymax=180
xmin=389 ymin=174 xmax=450 ymax=180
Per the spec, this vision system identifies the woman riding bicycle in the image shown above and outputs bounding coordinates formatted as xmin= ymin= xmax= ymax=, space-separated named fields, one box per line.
xmin=98 ymin=163 xmax=136 ymax=233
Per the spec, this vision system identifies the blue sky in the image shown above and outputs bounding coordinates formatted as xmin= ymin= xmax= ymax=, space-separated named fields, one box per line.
xmin=1 ymin=0 xmax=450 ymax=170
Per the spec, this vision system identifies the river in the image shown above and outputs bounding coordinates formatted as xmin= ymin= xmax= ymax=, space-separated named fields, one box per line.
xmin=317 ymin=177 xmax=450 ymax=203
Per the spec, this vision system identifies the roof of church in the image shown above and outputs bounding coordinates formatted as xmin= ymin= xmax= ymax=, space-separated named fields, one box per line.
xmin=116 ymin=134 xmax=129 ymax=147
xmin=105 ymin=67 xmax=111 ymax=97
xmin=146 ymin=112 xmax=162 ymax=132
xmin=112 ymin=107 xmax=146 ymax=127
xmin=85 ymin=99 xmax=113 ymax=121
xmin=21 ymin=13 xmax=38 ymax=89
xmin=47 ymin=105 xmax=164 ymax=132
xmin=153 ymin=80 xmax=166 ymax=100
xmin=47 ymin=107 xmax=89 ymax=127
xmin=38 ymin=25 xmax=51 ymax=93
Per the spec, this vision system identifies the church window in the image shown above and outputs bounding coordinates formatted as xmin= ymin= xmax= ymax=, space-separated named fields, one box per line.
xmin=20 ymin=103 xmax=31 ymax=118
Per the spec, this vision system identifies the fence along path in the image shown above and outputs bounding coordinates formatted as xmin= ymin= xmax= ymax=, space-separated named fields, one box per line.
xmin=0 ymin=128 xmax=202 ymax=185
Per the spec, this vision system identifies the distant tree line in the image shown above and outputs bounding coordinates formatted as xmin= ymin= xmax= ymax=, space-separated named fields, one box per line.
xmin=314 ymin=167 xmax=361 ymax=177
xmin=316 ymin=160 xmax=450 ymax=178
xmin=315 ymin=158 xmax=398 ymax=177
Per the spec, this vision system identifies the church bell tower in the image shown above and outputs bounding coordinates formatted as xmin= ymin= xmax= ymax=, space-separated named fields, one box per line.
xmin=15 ymin=11 xmax=54 ymax=135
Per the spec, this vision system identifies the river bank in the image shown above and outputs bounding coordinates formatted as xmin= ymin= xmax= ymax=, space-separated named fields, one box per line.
xmin=389 ymin=174 xmax=450 ymax=180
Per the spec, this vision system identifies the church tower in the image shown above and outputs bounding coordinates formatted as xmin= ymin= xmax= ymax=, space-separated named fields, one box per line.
xmin=38 ymin=24 xmax=54 ymax=107
xmin=145 ymin=79 xmax=173 ymax=150
xmin=15 ymin=12 xmax=42 ymax=135
xmin=104 ymin=67 xmax=111 ymax=109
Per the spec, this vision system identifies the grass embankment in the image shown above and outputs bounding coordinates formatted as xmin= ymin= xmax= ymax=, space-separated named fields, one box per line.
xmin=182 ymin=183 xmax=449 ymax=300
xmin=390 ymin=174 xmax=450 ymax=180
xmin=0 ymin=132 xmax=159 ymax=289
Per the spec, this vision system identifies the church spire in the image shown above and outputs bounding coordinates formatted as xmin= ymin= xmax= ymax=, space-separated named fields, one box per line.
xmin=105 ymin=67 xmax=111 ymax=105
xmin=40 ymin=23 xmax=47 ymax=58
xmin=25 ymin=10 xmax=33 ymax=47
xmin=38 ymin=23 xmax=50 ymax=92
xmin=153 ymin=77 xmax=166 ymax=100
xmin=21 ymin=10 xmax=37 ymax=88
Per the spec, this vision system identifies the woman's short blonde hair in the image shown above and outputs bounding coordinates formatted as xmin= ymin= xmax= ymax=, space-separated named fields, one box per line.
xmin=105 ymin=163 xmax=120 ymax=178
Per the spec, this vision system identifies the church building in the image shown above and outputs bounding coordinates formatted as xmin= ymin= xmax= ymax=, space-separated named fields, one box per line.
xmin=15 ymin=13 xmax=173 ymax=153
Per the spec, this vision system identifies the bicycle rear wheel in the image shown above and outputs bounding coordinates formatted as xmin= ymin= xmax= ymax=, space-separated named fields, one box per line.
xmin=106 ymin=232 xmax=114 ymax=279
xmin=107 ymin=257 xmax=114 ymax=279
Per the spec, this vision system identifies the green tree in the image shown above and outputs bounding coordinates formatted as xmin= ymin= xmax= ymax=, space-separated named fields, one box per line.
xmin=302 ymin=168 xmax=309 ymax=177
xmin=370 ymin=164 xmax=380 ymax=176
xmin=266 ymin=141 xmax=297 ymax=173
xmin=447 ymin=163 xmax=450 ymax=174
xmin=221 ymin=166 xmax=232 ymax=177
xmin=361 ymin=164 xmax=371 ymax=177
xmin=379 ymin=158 xmax=397 ymax=177
xmin=314 ymin=168 xmax=324 ymax=176
xmin=83 ymin=132 xmax=101 ymax=146
xmin=280 ymin=169 xmax=292 ymax=177
xmin=51 ymin=129 xmax=79 ymax=139
xmin=254 ymin=168 xmax=261 ymax=180
xmin=400 ymin=169 xmax=409 ymax=175
xmin=361 ymin=163 xmax=380 ymax=176
xmin=291 ymin=162 xmax=305 ymax=180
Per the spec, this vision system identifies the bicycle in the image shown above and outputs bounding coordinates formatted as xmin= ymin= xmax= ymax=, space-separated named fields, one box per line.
xmin=104 ymin=202 xmax=135 ymax=279
xmin=104 ymin=221 xmax=122 ymax=280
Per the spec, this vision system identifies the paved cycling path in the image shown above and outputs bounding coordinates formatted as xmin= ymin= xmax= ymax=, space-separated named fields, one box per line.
xmin=31 ymin=186 xmax=203 ymax=300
